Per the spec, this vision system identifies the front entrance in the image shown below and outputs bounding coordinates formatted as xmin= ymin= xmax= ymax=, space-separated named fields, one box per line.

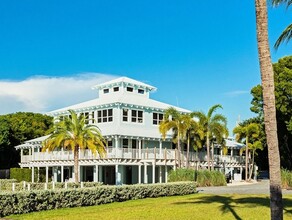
xmin=103 ymin=166 xmax=115 ymax=185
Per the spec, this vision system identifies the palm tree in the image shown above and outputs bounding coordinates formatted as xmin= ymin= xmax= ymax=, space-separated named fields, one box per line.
xmin=272 ymin=0 xmax=292 ymax=49
xmin=159 ymin=107 xmax=187 ymax=168
xmin=248 ymin=140 xmax=264 ymax=180
xmin=233 ymin=123 xmax=260 ymax=181
xmin=181 ymin=114 xmax=204 ymax=168
xmin=42 ymin=110 xmax=106 ymax=183
xmin=192 ymin=104 xmax=228 ymax=171
xmin=255 ymin=0 xmax=283 ymax=218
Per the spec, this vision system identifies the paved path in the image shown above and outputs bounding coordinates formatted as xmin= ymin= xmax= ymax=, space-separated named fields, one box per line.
xmin=197 ymin=180 xmax=292 ymax=195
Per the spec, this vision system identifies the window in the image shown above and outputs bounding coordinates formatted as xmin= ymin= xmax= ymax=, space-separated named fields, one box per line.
xmin=132 ymin=139 xmax=137 ymax=149
xmin=153 ymin=113 xmax=164 ymax=125
xmin=131 ymin=110 xmax=143 ymax=123
xmin=85 ymin=112 xmax=89 ymax=124
xmin=123 ymin=139 xmax=128 ymax=148
xmin=113 ymin=87 xmax=119 ymax=92
xmin=126 ymin=87 xmax=133 ymax=92
xmin=138 ymin=89 xmax=144 ymax=94
xmin=97 ymin=109 xmax=113 ymax=123
xmin=91 ymin=111 xmax=95 ymax=124
xmin=107 ymin=140 xmax=113 ymax=147
xmin=123 ymin=109 xmax=128 ymax=122
xmin=103 ymin=88 xmax=109 ymax=94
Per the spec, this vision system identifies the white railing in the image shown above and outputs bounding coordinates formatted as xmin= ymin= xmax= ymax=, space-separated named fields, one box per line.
xmin=21 ymin=148 xmax=244 ymax=164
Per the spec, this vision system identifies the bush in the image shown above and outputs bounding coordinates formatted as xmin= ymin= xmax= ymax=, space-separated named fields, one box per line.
xmin=168 ymin=169 xmax=226 ymax=187
xmin=10 ymin=168 xmax=34 ymax=182
xmin=0 ymin=182 xmax=196 ymax=217
xmin=0 ymin=179 xmax=17 ymax=190
xmin=281 ymin=169 xmax=292 ymax=189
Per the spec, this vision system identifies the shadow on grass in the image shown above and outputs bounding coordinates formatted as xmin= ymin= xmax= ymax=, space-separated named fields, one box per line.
xmin=173 ymin=195 xmax=292 ymax=220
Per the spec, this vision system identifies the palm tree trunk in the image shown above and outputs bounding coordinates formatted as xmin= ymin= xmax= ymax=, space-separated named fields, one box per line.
xmin=74 ymin=145 xmax=79 ymax=183
xmin=186 ymin=133 xmax=190 ymax=168
xmin=211 ymin=142 xmax=214 ymax=171
xmin=255 ymin=0 xmax=283 ymax=219
xmin=206 ymin=135 xmax=210 ymax=171
xmin=245 ymin=137 xmax=249 ymax=181
xmin=249 ymin=150 xmax=255 ymax=181
xmin=177 ymin=132 xmax=181 ymax=168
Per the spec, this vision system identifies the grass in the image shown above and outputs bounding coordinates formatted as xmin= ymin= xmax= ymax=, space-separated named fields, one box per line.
xmin=7 ymin=194 xmax=292 ymax=220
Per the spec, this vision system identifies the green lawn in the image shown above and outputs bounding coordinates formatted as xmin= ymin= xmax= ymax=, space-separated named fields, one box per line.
xmin=8 ymin=194 xmax=292 ymax=220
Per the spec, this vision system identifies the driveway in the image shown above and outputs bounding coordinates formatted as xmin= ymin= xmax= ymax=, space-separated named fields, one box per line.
xmin=197 ymin=180 xmax=292 ymax=195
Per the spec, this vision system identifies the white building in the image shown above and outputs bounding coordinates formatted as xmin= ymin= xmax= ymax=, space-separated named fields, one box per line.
xmin=15 ymin=77 xmax=245 ymax=184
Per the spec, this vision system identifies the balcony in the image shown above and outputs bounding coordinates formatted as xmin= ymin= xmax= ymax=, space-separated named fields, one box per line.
xmin=20 ymin=147 xmax=244 ymax=165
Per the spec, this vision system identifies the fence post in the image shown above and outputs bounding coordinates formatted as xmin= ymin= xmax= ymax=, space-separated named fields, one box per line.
xmin=28 ymin=183 xmax=31 ymax=191
xmin=23 ymin=181 xmax=26 ymax=190
xmin=44 ymin=183 xmax=47 ymax=190
xmin=65 ymin=182 xmax=68 ymax=189
xmin=12 ymin=183 xmax=15 ymax=191
xmin=52 ymin=181 xmax=55 ymax=190
xmin=81 ymin=182 xmax=84 ymax=188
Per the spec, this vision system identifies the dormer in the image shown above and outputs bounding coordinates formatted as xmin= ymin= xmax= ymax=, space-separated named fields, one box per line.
xmin=92 ymin=77 xmax=157 ymax=99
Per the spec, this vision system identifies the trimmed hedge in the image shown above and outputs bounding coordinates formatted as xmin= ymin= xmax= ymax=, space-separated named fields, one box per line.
xmin=10 ymin=168 xmax=33 ymax=182
xmin=0 ymin=182 xmax=196 ymax=217
xmin=168 ymin=169 xmax=227 ymax=187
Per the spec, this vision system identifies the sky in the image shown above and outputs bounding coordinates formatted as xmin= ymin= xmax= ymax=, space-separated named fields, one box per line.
xmin=0 ymin=0 xmax=291 ymax=133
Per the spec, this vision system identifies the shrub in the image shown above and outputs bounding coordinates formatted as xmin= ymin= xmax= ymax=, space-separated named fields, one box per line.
xmin=10 ymin=168 xmax=34 ymax=182
xmin=281 ymin=169 xmax=292 ymax=189
xmin=0 ymin=179 xmax=17 ymax=191
xmin=0 ymin=182 xmax=196 ymax=217
xmin=168 ymin=169 xmax=227 ymax=187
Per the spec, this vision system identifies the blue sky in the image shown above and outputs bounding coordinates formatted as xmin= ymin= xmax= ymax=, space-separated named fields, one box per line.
xmin=0 ymin=0 xmax=291 ymax=133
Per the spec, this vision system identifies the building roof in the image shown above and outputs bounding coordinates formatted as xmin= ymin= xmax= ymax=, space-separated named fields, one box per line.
xmin=48 ymin=95 xmax=191 ymax=115
xmin=92 ymin=76 xmax=157 ymax=91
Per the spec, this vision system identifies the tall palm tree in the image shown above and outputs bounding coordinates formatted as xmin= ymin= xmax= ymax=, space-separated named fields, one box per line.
xmin=248 ymin=140 xmax=264 ymax=180
xmin=233 ymin=123 xmax=260 ymax=181
xmin=159 ymin=107 xmax=187 ymax=168
xmin=42 ymin=110 xmax=106 ymax=183
xmin=181 ymin=114 xmax=204 ymax=168
xmin=192 ymin=104 xmax=228 ymax=171
xmin=272 ymin=0 xmax=292 ymax=49
xmin=255 ymin=0 xmax=283 ymax=218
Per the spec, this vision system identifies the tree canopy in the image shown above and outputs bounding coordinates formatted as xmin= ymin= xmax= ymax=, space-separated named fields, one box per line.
xmin=250 ymin=56 xmax=292 ymax=169
xmin=0 ymin=112 xmax=53 ymax=169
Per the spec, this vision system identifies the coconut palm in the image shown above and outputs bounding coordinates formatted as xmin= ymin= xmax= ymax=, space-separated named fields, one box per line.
xmin=255 ymin=0 xmax=283 ymax=218
xmin=233 ymin=123 xmax=260 ymax=181
xmin=181 ymin=114 xmax=204 ymax=168
xmin=42 ymin=110 xmax=106 ymax=183
xmin=192 ymin=104 xmax=228 ymax=171
xmin=159 ymin=107 xmax=188 ymax=168
xmin=272 ymin=0 xmax=292 ymax=49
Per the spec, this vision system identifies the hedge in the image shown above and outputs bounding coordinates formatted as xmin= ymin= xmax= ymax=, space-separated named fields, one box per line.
xmin=0 ymin=182 xmax=196 ymax=217
xmin=10 ymin=168 xmax=34 ymax=182
xmin=168 ymin=169 xmax=227 ymax=186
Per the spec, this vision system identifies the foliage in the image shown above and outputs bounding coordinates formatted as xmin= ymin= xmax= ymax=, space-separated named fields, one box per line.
xmin=281 ymin=169 xmax=292 ymax=189
xmin=250 ymin=56 xmax=292 ymax=169
xmin=10 ymin=168 xmax=34 ymax=182
xmin=0 ymin=112 xmax=53 ymax=169
xmin=42 ymin=110 xmax=106 ymax=183
xmin=0 ymin=182 xmax=196 ymax=217
xmin=192 ymin=104 xmax=228 ymax=170
xmin=168 ymin=168 xmax=226 ymax=187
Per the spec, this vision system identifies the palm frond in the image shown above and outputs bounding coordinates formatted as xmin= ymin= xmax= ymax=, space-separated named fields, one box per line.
xmin=274 ymin=23 xmax=292 ymax=49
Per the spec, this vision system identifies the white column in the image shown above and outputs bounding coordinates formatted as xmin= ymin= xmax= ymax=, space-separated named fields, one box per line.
xmin=152 ymin=163 xmax=155 ymax=184
xmin=61 ymin=165 xmax=64 ymax=183
xmin=31 ymin=166 xmax=35 ymax=183
xmin=53 ymin=167 xmax=57 ymax=182
xmin=20 ymin=149 xmax=23 ymax=162
xmin=31 ymin=148 xmax=35 ymax=160
xmin=138 ymin=139 xmax=142 ymax=159
xmin=144 ymin=163 xmax=148 ymax=184
xmin=138 ymin=165 xmax=141 ymax=184
xmin=159 ymin=166 xmax=162 ymax=183
xmin=159 ymin=140 xmax=162 ymax=159
xmin=45 ymin=166 xmax=49 ymax=183
xmin=94 ymin=165 xmax=99 ymax=182
xmin=165 ymin=166 xmax=168 ymax=183
xmin=115 ymin=164 xmax=121 ymax=185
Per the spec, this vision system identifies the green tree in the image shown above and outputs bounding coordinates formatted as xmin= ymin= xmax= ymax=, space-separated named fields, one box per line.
xmin=192 ymin=104 xmax=228 ymax=171
xmin=250 ymin=56 xmax=292 ymax=169
xmin=0 ymin=112 xmax=53 ymax=169
xmin=233 ymin=123 xmax=261 ymax=181
xmin=42 ymin=110 xmax=106 ymax=183
xmin=159 ymin=107 xmax=188 ymax=168
xmin=255 ymin=0 xmax=283 ymax=218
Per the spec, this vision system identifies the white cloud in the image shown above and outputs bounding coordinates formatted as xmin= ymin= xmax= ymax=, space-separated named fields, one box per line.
xmin=0 ymin=73 xmax=117 ymax=115
xmin=224 ymin=90 xmax=249 ymax=97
